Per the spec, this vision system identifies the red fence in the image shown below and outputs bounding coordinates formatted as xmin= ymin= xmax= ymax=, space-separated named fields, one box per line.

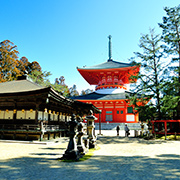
xmin=151 ymin=120 xmax=180 ymax=135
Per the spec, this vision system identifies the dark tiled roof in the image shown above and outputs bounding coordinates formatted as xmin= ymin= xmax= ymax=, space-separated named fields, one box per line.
xmin=0 ymin=79 xmax=101 ymax=114
xmin=77 ymin=60 xmax=132 ymax=70
xmin=0 ymin=79 xmax=45 ymax=94
xmin=70 ymin=91 xmax=133 ymax=101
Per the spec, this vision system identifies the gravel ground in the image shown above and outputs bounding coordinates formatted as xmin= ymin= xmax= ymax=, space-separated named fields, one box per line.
xmin=0 ymin=130 xmax=180 ymax=180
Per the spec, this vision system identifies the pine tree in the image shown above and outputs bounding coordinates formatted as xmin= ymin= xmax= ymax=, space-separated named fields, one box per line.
xmin=68 ymin=84 xmax=79 ymax=97
xmin=130 ymin=28 xmax=166 ymax=120
xmin=159 ymin=5 xmax=180 ymax=119
xmin=52 ymin=76 xmax=70 ymax=97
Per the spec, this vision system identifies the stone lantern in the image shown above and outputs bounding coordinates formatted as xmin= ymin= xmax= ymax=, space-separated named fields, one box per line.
xmin=85 ymin=110 xmax=97 ymax=148
xmin=61 ymin=114 xmax=79 ymax=160
xmin=77 ymin=116 xmax=86 ymax=155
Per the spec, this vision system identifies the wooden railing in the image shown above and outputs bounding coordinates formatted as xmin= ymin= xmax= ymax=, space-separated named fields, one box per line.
xmin=0 ymin=124 xmax=67 ymax=131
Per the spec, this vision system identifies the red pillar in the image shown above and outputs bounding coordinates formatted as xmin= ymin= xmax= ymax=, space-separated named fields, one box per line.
xmin=164 ymin=121 xmax=167 ymax=136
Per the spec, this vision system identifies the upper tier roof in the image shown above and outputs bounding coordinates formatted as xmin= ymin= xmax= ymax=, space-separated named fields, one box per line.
xmin=77 ymin=59 xmax=133 ymax=70
xmin=77 ymin=59 xmax=140 ymax=85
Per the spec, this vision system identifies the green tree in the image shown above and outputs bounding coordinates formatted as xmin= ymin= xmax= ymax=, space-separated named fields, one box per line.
xmin=138 ymin=104 xmax=157 ymax=122
xmin=161 ymin=75 xmax=179 ymax=119
xmin=81 ymin=89 xmax=93 ymax=95
xmin=159 ymin=5 xmax=180 ymax=118
xmin=59 ymin=76 xmax=65 ymax=85
xmin=68 ymin=84 xmax=79 ymax=97
xmin=51 ymin=76 xmax=70 ymax=97
xmin=17 ymin=56 xmax=51 ymax=87
xmin=17 ymin=57 xmax=42 ymax=75
xmin=28 ymin=61 xmax=42 ymax=74
xmin=0 ymin=40 xmax=20 ymax=82
xmin=17 ymin=56 xmax=29 ymax=75
xmin=29 ymin=70 xmax=51 ymax=86
xmin=130 ymin=28 xmax=165 ymax=120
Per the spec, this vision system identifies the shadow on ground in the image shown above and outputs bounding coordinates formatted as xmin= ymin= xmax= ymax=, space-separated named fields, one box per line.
xmin=97 ymin=136 xmax=168 ymax=145
xmin=1 ymin=153 xmax=180 ymax=180
xmin=1 ymin=137 xmax=179 ymax=180
xmin=40 ymin=147 xmax=66 ymax=150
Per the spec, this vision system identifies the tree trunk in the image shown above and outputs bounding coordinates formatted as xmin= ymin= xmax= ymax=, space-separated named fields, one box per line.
xmin=178 ymin=41 xmax=180 ymax=119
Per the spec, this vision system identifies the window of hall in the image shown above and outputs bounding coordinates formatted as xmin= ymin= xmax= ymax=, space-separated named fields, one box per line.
xmin=106 ymin=111 xmax=113 ymax=121
xmin=127 ymin=107 xmax=133 ymax=113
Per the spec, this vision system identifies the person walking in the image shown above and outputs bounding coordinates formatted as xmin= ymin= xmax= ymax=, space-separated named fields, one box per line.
xmin=116 ymin=125 xmax=120 ymax=136
xmin=124 ymin=124 xmax=130 ymax=137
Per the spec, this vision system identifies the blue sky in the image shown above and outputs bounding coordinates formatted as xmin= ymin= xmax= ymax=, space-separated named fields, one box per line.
xmin=1 ymin=0 xmax=180 ymax=92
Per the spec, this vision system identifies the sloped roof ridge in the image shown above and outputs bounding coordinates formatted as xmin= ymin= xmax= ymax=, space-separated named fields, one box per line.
xmin=77 ymin=59 xmax=132 ymax=70
xmin=0 ymin=79 xmax=46 ymax=94
xmin=22 ymin=78 xmax=44 ymax=87
xmin=0 ymin=78 xmax=43 ymax=87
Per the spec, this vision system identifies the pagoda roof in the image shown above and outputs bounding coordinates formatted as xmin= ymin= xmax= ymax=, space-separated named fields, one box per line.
xmin=77 ymin=59 xmax=133 ymax=70
xmin=70 ymin=91 xmax=135 ymax=101
xmin=77 ymin=60 xmax=140 ymax=85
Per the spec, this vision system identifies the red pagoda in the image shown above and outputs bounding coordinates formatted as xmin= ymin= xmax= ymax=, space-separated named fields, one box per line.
xmin=72 ymin=36 xmax=140 ymax=124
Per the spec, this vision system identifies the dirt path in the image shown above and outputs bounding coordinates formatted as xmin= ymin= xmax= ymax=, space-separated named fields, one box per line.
xmin=0 ymin=134 xmax=180 ymax=180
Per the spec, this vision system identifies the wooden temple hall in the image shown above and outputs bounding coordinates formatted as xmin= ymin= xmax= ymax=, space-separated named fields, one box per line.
xmin=0 ymin=75 xmax=100 ymax=141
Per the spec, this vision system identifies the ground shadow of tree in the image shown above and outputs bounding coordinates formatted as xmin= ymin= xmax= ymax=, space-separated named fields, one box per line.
xmin=1 ymin=153 xmax=180 ymax=180
xmin=1 ymin=136 xmax=179 ymax=180
xmin=97 ymin=136 xmax=168 ymax=145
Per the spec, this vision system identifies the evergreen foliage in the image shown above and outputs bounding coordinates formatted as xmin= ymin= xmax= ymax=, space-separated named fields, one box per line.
xmin=51 ymin=76 xmax=70 ymax=97
xmin=159 ymin=5 xmax=180 ymax=119
xmin=130 ymin=4 xmax=180 ymax=121
xmin=81 ymin=89 xmax=93 ymax=95
xmin=130 ymin=28 xmax=166 ymax=120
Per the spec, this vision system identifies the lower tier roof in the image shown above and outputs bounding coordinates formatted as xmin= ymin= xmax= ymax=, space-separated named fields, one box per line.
xmin=70 ymin=91 xmax=134 ymax=101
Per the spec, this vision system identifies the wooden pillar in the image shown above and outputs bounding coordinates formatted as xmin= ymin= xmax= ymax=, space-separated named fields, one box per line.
xmin=99 ymin=111 xmax=102 ymax=135
xmin=48 ymin=113 xmax=51 ymax=124
xmin=35 ymin=104 xmax=39 ymax=124
xmin=113 ymin=101 xmax=115 ymax=122
xmin=65 ymin=113 xmax=67 ymax=122
xmin=58 ymin=113 xmax=60 ymax=123
xmin=102 ymin=102 xmax=105 ymax=122
xmin=13 ymin=101 xmax=17 ymax=123
xmin=164 ymin=121 xmax=167 ymax=140
xmin=124 ymin=101 xmax=127 ymax=122
xmin=152 ymin=121 xmax=154 ymax=134
xmin=175 ymin=132 xmax=177 ymax=140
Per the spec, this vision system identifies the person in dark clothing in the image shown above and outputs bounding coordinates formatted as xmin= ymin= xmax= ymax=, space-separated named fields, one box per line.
xmin=116 ymin=125 xmax=120 ymax=136
xmin=124 ymin=124 xmax=130 ymax=137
